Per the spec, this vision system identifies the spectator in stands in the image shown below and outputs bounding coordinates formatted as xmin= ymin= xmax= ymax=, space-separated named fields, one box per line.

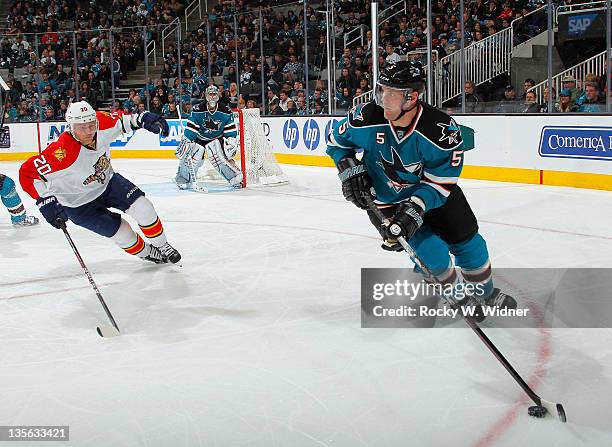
xmin=577 ymin=82 xmax=605 ymax=113
xmin=278 ymin=90 xmax=290 ymax=112
xmin=561 ymin=75 xmax=581 ymax=104
xmin=269 ymin=98 xmax=284 ymax=116
xmin=521 ymin=90 xmax=540 ymax=113
xmin=521 ymin=78 xmax=536 ymax=100
xmin=80 ymin=81 xmax=97 ymax=108
xmin=150 ymin=96 xmax=163 ymax=115
xmin=286 ymin=100 xmax=297 ymax=115
xmin=162 ymin=101 xmax=178 ymax=119
xmin=296 ymin=96 xmax=307 ymax=115
xmin=458 ymin=80 xmax=484 ymax=112
xmin=335 ymin=87 xmax=353 ymax=112
xmin=558 ymin=89 xmax=575 ymax=113
xmin=43 ymin=106 xmax=55 ymax=121
xmin=495 ymin=85 xmax=519 ymax=113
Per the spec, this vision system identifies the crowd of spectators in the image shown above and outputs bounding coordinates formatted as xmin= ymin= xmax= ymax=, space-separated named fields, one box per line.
xmin=0 ymin=0 xmax=609 ymax=122
xmin=0 ymin=0 xmax=186 ymax=122
xmin=452 ymin=72 xmax=611 ymax=113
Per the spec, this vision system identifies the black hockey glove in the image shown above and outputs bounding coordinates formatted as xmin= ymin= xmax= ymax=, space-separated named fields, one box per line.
xmin=384 ymin=200 xmax=424 ymax=242
xmin=337 ymin=156 xmax=374 ymax=210
xmin=139 ymin=112 xmax=170 ymax=137
xmin=36 ymin=196 xmax=68 ymax=229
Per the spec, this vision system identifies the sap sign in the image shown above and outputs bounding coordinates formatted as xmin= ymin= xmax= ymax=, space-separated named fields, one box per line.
xmin=283 ymin=119 xmax=299 ymax=150
xmin=159 ymin=120 xmax=185 ymax=147
xmin=303 ymin=119 xmax=320 ymax=151
xmin=568 ymin=13 xmax=596 ymax=37
xmin=539 ymin=126 xmax=612 ymax=161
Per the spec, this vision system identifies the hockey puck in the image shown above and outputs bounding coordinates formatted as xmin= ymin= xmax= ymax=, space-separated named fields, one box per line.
xmin=528 ymin=405 xmax=548 ymax=418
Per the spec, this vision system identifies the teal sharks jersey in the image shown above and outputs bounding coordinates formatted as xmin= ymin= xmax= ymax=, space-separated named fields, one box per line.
xmin=327 ymin=101 xmax=470 ymax=211
xmin=184 ymin=101 xmax=237 ymax=144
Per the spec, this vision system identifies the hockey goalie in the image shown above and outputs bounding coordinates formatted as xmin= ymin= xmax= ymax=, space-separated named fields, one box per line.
xmin=175 ymin=85 xmax=243 ymax=190
xmin=175 ymin=86 xmax=287 ymax=191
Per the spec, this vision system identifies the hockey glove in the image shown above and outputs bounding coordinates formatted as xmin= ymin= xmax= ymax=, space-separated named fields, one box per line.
xmin=223 ymin=136 xmax=238 ymax=158
xmin=138 ymin=112 xmax=170 ymax=137
xmin=337 ymin=156 xmax=374 ymax=210
xmin=384 ymin=200 xmax=424 ymax=242
xmin=36 ymin=196 xmax=68 ymax=229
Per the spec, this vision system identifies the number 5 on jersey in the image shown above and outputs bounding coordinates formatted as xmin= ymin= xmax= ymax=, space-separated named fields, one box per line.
xmin=451 ymin=150 xmax=464 ymax=167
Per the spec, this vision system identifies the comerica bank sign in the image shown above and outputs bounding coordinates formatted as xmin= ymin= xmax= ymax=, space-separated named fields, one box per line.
xmin=539 ymin=126 xmax=612 ymax=161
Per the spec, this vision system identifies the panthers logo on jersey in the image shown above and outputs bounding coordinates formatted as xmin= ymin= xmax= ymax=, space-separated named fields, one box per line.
xmin=83 ymin=154 xmax=110 ymax=185
xmin=377 ymin=146 xmax=423 ymax=192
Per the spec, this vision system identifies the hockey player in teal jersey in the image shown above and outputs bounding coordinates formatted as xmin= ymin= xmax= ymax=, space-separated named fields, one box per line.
xmin=326 ymin=61 xmax=516 ymax=319
xmin=0 ymin=173 xmax=39 ymax=227
xmin=175 ymin=85 xmax=242 ymax=189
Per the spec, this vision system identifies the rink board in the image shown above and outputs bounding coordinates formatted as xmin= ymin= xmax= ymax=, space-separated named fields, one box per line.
xmin=1 ymin=115 xmax=612 ymax=190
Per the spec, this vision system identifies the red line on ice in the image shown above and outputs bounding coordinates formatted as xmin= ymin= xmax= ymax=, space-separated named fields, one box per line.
xmin=469 ymin=276 xmax=551 ymax=447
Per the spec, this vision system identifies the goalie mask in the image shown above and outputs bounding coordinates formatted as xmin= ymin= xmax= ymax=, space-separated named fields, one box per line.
xmin=205 ymin=85 xmax=220 ymax=108
xmin=375 ymin=61 xmax=426 ymax=120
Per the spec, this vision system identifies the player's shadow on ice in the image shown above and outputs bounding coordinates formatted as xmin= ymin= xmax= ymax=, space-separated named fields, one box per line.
xmin=51 ymin=259 xmax=258 ymax=342
xmin=0 ymin=225 xmax=39 ymax=258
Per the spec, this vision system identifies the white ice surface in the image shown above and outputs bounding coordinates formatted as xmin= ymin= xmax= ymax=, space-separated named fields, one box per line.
xmin=1 ymin=159 xmax=611 ymax=446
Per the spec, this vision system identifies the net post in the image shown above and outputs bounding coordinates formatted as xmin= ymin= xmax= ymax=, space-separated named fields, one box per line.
xmin=234 ymin=108 xmax=247 ymax=188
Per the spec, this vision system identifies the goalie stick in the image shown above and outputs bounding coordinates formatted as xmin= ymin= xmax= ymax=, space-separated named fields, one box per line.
xmin=0 ymin=75 xmax=10 ymax=143
xmin=364 ymin=196 xmax=567 ymax=423
xmin=60 ymin=221 xmax=121 ymax=338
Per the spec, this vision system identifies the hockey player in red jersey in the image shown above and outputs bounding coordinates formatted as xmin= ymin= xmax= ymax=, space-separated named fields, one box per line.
xmin=19 ymin=100 xmax=181 ymax=264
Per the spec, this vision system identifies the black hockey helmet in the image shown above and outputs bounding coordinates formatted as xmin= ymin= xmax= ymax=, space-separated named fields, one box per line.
xmin=377 ymin=60 xmax=426 ymax=91
xmin=375 ymin=61 xmax=426 ymax=117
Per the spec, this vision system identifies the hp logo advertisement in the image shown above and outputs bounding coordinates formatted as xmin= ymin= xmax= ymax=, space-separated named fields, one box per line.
xmin=281 ymin=118 xmax=339 ymax=152
xmin=283 ymin=119 xmax=299 ymax=150
xmin=303 ymin=119 xmax=320 ymax=151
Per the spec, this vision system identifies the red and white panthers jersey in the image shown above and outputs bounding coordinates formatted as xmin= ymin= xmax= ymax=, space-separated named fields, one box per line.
xmin=20 ymin=111 xmax=135 ymax=208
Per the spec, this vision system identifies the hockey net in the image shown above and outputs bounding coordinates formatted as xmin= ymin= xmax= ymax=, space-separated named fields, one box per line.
xmin=198 ymin=108 xmax=288 ymax=188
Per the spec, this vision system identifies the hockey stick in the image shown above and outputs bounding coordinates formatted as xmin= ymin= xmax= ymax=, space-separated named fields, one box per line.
xmin=0 ymin=74 xmax=10 ymax=143
xmin=364 ymin=196 xmax=567 ymax=423
xmin=59 ymin=221 xmax=121 ymax=338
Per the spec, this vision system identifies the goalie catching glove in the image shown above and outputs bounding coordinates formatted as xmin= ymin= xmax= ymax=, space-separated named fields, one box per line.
xmin=337 ymin=156 xmax=375 ymax=209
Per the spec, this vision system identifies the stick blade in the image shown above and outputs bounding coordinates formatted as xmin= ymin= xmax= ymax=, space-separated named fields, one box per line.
xmin=97 ymin=325 xmax=121 ymax=338
xmin=540 ymin=399 xmax=567 ymax=423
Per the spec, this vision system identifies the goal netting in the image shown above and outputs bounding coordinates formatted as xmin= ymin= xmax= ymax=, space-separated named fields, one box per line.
xmin=198 ymin=108 xmax=288 ymax=188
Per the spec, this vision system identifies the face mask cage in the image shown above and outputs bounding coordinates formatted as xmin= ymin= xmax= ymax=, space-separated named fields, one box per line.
xmin=206 ymin=89 xmax=219 ymax=106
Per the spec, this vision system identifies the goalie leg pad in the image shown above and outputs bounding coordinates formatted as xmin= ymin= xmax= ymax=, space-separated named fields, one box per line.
xmin=205 ymin=139 xmax=243 ymax=187
xmin=175 ymin=141 xmax=205 ymax=186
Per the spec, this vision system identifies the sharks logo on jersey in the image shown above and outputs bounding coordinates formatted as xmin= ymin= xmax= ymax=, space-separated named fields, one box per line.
xmin=377 ymin=146 xmax=423 ymax=192
xmin=436 ymin=119 xmax=460 ymax=146
xmin=204 ymin=116 xmax=221 ymax=131
xmin=350 ymin=104 xmax=365 ymax=122
xmin=183 ymin=102 xmax=237 ymax=144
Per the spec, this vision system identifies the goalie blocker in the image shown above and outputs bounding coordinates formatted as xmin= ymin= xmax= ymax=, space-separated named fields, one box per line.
xmin=175 ymin=108 xmax=287 ymax=190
